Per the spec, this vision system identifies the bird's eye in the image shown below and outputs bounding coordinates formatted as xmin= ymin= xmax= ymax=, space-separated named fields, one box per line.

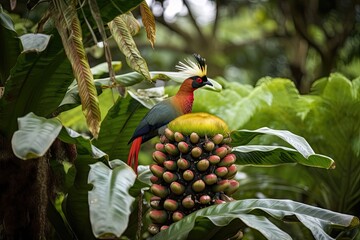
xmin=196 ymin=78 xmax=203 ymax=83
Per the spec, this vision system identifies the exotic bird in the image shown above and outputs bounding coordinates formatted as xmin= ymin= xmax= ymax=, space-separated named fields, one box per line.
xmin=127 ymin=54 xmax=213 ymax=173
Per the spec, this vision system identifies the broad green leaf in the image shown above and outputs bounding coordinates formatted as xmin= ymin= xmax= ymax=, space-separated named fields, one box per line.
xmin=11 ymin=112 xmax=62 ymax=160
xmin=88 ymin=160 xmax=136 ymax=238
xmin=58 ymin=127 xmax=107 ymax=159
xmin=19 ymin=33 xmax=51 ymax=52
xmin=231 ymin=127 xmax=315 ymax=157
xmin=0 ymin=6 xmax=22 ymax=85
xmin=93 ymin=95 xmax=148 ymax=162
xmin=232 ymin=145 xmax=335 ymax=169
xmin=109 ymin=16 xmax=151 ymax=80
xmin=91 ymin=61 xmax=122 ymax=78
xmin=0 ymin=34 xmax=73 ymax=138
xmin=65 ymin=155 xmax=97 ymax=240
xmin=151 ymin=199 xmax=359 ymax=240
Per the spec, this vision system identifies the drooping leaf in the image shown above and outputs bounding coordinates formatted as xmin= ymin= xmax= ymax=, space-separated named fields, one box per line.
xmin=91 ymin=61 xmax=122 ymax=78
xmin=88 ymin=160 xmax=136 ymax=238
xmin=232 ymin=145 xmax=335 ymax=169
xmin=0 ymin=33 xmax=73 ymax=138
xmin=151 ymin=199 xmax=359 ymax=240
xmin=121 ymin=12 xmax=141 ymax=36
xmin=93 ymin=95 xmax=148 ymax=161
xmin=108 ymin=16 xmax=151 ymax=81
xmin=140 ymin=1 xmax=156 ymax=48
xmin=231 ymin=127 xmax=313 ymax=154
xmin=0 ymin=6 xmax=22 ymax=85
xmin=51 ymin=0 xmax=101 ymax=138
xmin=11 ymin=112 xmax=62 ymax=160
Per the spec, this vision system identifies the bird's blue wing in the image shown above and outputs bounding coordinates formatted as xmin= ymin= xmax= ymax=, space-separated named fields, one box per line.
xmin=129 ymin=99 xmax=181 ymax=143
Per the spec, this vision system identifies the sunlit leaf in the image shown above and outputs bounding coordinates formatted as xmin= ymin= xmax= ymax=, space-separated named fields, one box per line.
xmin=108 ymin=16 xmax=151 ymax=80
xmin=121 ymin=12 xmax=141 ymax=36
xmin=88 ymin=160 xmax=136 ymax=238
xmin=232 ymin=145 xmax=335 ymax=169
xmin=140 ymin=1 xmax=156 ymax=48
xmin=151 ymin=199 xmax=359 ymax=240
xmin=11 ymin=112 xmax=62 ymax=160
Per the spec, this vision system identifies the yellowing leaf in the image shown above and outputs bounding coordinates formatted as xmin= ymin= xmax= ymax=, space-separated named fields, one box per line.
xmin=108 ymin=16 xmax=151 ymax=81
xmin=51 ymin=0 xmax=101 ymax=138
xmin=121 ymin=12 xmax=141 ymax=36
xmin=140 ymin=1 xmax=156 ymax=48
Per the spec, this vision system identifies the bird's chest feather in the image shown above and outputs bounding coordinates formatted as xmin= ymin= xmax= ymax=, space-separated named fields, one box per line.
xmin=173 ymin=94 xmax=194 ymax=114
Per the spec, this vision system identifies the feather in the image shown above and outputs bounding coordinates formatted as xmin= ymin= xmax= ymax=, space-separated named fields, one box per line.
xmin=176 ymin=53 xmax=207 ymax=77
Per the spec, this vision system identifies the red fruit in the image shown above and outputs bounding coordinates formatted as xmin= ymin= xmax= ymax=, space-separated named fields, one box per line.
xmin=149 ymin=210 xmax=168 ymax=224
xmin=182 ymin=195 xmax=195 ymax=209
xmin=164 ymin=199 xmax=179 ymax=211
xmin=190 ymin=132 xmax=200 ymax=144
xmin=197 ymin=159 xmax=210 ymax=171
xmin=225 ymin=164 xmax=237 ymax=179
xmin=203 ymin=141 xmax=215 ymax=152
xmin=192 ymin=179 xmax=206 ymax=192
xmin=218 ymin=153 xmax=236 ymax=167
xmin=150 ymin=164 xmax=165 ymax=178
xmin=212 ymin=134 xmax=224 ymax=145
xmin=151 ymin=184 xmax=169 ymax=198
xmin=183 ymin=169 xmax=195 ymax=181
xmin=224 ymin=180 xmax=240 ymax=195
xmin=172 ymin=211 xmax=184 ymax=222
xmin=212 ymin=179 xmax=230 ymax=192
xmin=177 ymin=158 xmax=190 ymax=170
xmin=152 ymin=151 xmax=167 ymax=164
xmin=164 ymin=128 xmax=175 ymax=141
xmin=174 ymin=132 xmax=185 ymax=142
xmin=165 ymin=143 xmax=179 ymax=156
xmin=150 ymin=175 xmax=161 ymax=184
xmin=191 ymin=147 xmax=202 ymax=158
xmin=178 ymin=141 xmax=190 ymax=153
xmin=160 ymin=225 xmax=169 ymax=231
xmin=163 ymin=171 xmax=178 ymax=183
xmin=208 ymin=155 xmax=221 ymax=165
xmin=199 ymin=195 xmax=211 ymax=204
xmin=214 ymin=199 xmax=226 ymax=204
xmin=203 ymin=173 xmax=218 ymax=185
xmin=163 ymin=160 xmax=177 ymax=171
xmin=215 ymin=166 xmax=229 ymax=177
xmin=155 ymin=143 xmax=165 ymax=152
xmin=215 ymin=147 xmax=228 ymax=159
xmin=170 ymin=182 xmax=185 ymax=195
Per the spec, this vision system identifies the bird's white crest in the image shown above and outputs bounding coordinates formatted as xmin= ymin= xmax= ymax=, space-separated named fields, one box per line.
xmin=175 ymin=55 xmax=207 ymax=77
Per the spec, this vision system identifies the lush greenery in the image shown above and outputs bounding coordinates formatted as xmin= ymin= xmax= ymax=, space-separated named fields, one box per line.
xmin=1 ymin=0 xmax=359 ymax=240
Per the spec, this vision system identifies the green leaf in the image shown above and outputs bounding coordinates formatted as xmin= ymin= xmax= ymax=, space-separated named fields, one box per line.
xmin=58 ymin=127 xmax=107 ymax=159
xmin=93 ymin=95 xmax=148 ymax=161
xmin=64 ymin=155 xmax=97 ymax=240
xmin=0 ymin=33 xmax=73 ymax=138
xmin=232 ymin=145 xmax=335 ymax=169
xmin=88 ymin=160 xmax=136 ymax=238
xmin=11 ymin=112 xmax=62 ymax=160
xmin=19 ymin=33 xmax=51 ymax=52
xmin=0 ymin=6 xmax=22 ymax=84
xmin=151 ymin=199 xmax=359 ymax=240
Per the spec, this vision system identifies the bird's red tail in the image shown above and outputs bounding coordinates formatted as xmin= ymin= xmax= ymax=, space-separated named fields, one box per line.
xmin=127 ymin=137 xmax=142 ymax=174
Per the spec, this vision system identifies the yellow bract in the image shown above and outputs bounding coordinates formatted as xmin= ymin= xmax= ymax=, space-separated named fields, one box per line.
xmin=168 ymin=113 xmax=229 ymax=136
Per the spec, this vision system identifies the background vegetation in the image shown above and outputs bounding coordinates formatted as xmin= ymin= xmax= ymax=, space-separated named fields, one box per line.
xmin=0 ymin=0 xmax=359 ymax=239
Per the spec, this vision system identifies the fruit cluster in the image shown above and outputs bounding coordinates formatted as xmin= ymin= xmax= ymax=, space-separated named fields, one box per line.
xmin=148 ymin=128 xmax=239 ymax=235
